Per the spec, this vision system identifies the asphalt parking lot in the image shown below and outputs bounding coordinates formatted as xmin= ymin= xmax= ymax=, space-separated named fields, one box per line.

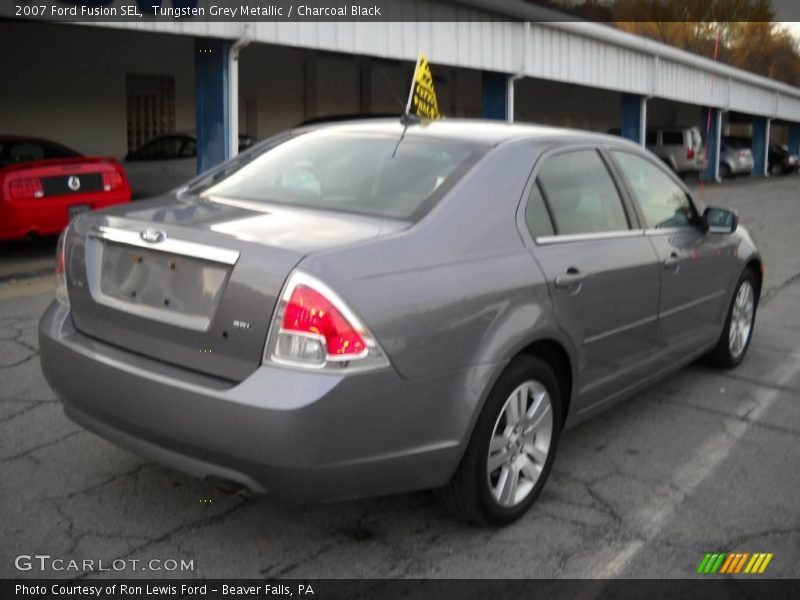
xmin=1 ymin=175 xmax=799 ymax=579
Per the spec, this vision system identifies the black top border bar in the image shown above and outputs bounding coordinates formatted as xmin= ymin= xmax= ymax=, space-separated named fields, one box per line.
xmin=4 ymin=0 xmax=800 ymax=23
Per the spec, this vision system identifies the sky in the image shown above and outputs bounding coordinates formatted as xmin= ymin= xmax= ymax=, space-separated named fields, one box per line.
xmin=782 ymin=22 xmax=800 ymax=41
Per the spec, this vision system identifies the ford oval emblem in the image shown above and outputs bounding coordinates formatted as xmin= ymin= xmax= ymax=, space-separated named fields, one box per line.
xmin=140 ymin=228 xmax=166 ymax=244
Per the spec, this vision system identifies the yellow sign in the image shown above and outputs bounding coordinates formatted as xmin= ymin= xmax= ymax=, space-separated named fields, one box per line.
xmin=406 ymin=53 xmax=441 ymax=120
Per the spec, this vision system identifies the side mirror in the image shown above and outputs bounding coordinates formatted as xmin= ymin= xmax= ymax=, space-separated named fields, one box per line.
xmin=704 ymin=206 xmax=738 ymax=234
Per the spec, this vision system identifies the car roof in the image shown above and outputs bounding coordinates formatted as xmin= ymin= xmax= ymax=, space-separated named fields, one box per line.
xmin=297 ymin=118 xmax=637 ymax=148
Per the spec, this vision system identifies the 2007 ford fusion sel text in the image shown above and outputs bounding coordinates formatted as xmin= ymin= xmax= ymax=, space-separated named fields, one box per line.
xmin=39 ymin=119 xmax=761 ymax=525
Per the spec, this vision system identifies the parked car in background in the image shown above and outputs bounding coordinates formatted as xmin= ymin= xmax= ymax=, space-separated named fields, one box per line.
xmin=40 ymin=120 xmax=761 ymax=525
xmin=0 ymin=136 xmax=130 ymax=241
xmin=719 ymin=140 xmax=754 ymax=178
xmin=768 ymin=144 xmax=799 ymax=176
xmin=645 ymin=126 xmax=707 ymax=176
xmin=124 ymin=133 xmax=256 ymax=199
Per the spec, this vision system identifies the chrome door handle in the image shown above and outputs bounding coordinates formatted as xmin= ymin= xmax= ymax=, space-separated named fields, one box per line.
xmin=663 ymin=253 xmax=680 ymax=272
xmin=554 ymin=268 xmax=585 ymax=290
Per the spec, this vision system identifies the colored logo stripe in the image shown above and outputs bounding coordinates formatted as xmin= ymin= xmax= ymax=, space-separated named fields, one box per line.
xmin=745 ymin=553 xmax=774 ymax=574
xmin=698 ymin=552 xmax=773 ymax=574
xmin=697 ymin=553 xmax=726 ymax=573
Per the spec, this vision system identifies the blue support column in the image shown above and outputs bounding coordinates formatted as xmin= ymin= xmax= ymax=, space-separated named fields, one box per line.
xmin=701 ymin=107 xmax=721 ymax=182
xmin=481 ymin=72 xmax=507 ymax=121
xmin=620 ymin=93 xmax=645 ymax=144
xmin=788 ymin=123 xmax=800 ymax=157
xmin=752 ymin=116 xmax=770 ymax=177
xmin=195 ymin=38 xmax=231 ymax=174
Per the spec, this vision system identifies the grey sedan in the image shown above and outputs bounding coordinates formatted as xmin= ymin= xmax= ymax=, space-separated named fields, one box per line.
xmin=39 ymin=120 xmax=761 ymax=525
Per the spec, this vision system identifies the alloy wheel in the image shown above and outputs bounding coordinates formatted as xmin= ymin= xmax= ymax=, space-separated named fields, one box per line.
xmin=486 ymin=380 xmax=553 ymax=507
xmin=729 ymin=280 xmax=755 ymax=359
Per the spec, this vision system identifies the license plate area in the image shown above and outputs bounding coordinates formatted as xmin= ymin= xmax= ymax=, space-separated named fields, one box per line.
xmin=95 ymin=241 xmax=230 ymax=331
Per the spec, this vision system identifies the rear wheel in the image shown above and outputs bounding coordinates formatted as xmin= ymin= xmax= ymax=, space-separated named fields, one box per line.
xmin=705 ymin=270 xmax=758 ymax=368
xmin=719 ymin=163 xmax=732 ymax=179
xmin=436 ymin=356 xmax=561 ymax=525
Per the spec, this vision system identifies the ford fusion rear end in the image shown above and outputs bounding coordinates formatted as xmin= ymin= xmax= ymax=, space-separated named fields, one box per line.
xmin=38 ymin=125 xmax=491 ymax=502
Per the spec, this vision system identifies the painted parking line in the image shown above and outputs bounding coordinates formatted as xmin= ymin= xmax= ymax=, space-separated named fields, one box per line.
xmin=598 ymin=348 xmax=800 ymax=578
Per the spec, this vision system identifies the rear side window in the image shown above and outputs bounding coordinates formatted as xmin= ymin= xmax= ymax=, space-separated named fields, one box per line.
xmin=611 ymin=151 xmax=694 ymax=229
xmin=524 ymin=183 xmax=555 ymax=238
xmin=536 ymin=150 xmax=629 ymax=236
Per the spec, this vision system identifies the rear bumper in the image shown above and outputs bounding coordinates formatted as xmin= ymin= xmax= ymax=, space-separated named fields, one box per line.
xmin=0 ymin=193 xmax=129 ymax=241
xmin=729 ymin=159 xmax=754 ymax=174
xmin=39 ymin=302 xmax=473 ymax=502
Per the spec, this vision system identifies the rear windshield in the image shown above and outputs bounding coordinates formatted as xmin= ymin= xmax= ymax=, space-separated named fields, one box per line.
xmin=0 ymin=139 xmax=81 ymax=167
xmin=196 ymin=131 xmax=485 ymax=220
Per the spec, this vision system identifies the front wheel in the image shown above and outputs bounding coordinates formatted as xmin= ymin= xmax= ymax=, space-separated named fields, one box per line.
xmin=436 ymin=356 xmax=561 ymax=526
xmin=705 ymin=270 xmax=758 ymax=368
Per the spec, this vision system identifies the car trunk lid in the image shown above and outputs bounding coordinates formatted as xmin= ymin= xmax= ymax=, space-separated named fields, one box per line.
xmin=65 ymin=197 xmax=407 ymax=381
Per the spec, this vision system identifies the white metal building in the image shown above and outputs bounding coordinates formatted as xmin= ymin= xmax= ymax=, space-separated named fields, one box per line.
xmin=2 ymin=0 xmax=799 ymax=180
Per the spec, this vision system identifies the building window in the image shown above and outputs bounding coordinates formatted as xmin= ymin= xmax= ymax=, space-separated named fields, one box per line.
xmin=126 ymin=74 xmax=176 ymax=154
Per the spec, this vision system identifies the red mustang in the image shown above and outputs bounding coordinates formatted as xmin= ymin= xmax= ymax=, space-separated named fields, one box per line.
xmin=0 ymin=136 xmax=131 ymax=241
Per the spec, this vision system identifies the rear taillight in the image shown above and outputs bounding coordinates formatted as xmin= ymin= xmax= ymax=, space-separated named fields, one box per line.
xmin=102 ymin=170 xmax=124 ymax=192
xmin=9 ymin=177 xmax=44 ymax=199
xmin=738 ymin=150 xmax=747 ymax=158
xmin=265 ymin=271 xmax=388 ymax=371
xmin=686 ymin=147 xmax=695 ymax=160
xmin=55 ymin=230 xmax=69 ymax=306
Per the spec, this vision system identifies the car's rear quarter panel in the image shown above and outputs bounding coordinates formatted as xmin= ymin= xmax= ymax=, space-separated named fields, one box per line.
xmin=299 ymin=139 xmax=571 ymax=439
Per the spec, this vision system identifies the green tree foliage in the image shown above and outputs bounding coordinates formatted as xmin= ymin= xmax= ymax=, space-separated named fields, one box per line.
xmin=610 ymin=1 xmax=800 ymax=86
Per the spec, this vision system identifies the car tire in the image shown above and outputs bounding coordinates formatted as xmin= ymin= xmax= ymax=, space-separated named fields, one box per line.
xmin=719 ymin=163 xmax=732 ymax=179
xmin=705 ymin=269 xmax=758 ymax=369
xmin=436 ymin=356 xmax=562 ymax=526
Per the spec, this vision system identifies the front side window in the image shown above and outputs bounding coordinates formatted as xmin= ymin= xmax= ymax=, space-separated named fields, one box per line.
xmin=536 ymin=150 xmax=629 ymax=236
xmin=196 ymin=131 xmax=484 ymax=220
xmin=612 ymin=151 xmax=695 ymax=229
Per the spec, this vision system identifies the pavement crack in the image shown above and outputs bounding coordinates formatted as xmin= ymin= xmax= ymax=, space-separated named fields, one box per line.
xmin=14 ymin=334 xmax=40 ymax=355
xmin=70 ymin=499 xmax=249 ymax=580
xmin=653 ymin=397 xmax=800 ymax=439
xmin=56 ymin=463 xmax=158 ymax=501
xmin=0 ymin=349 xmax=38 ymax=369
xmin=761 ymin=270 xmax=800 ymax=305
xmin=260 ymin=543 xmax=336 ymax=578
xmin=0 ymin=429 xmax=82 ymax=463
xmin=725 ymin=526 xmax=800 ymax=547
xmin=0 ymin=401 xmax=45 ymax=424
xmin=714 ymin=371 xmax=800 ymax=397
